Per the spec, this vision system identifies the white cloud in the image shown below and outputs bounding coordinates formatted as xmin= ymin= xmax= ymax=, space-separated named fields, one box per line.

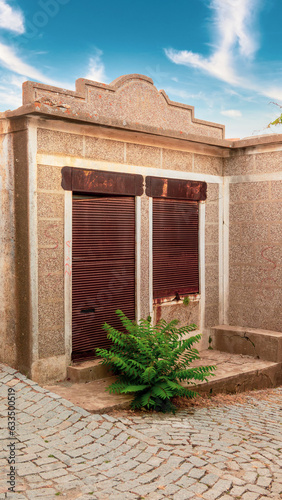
xmin=9 ymin=74 xmax=26 ymax=88
xmin=165 ymin=0 xmax=259 ymax=87
xmin=221 ymin=109 xmax=242 ymax=117
xmin=210 ymin=0 xmax=258 ymax=59
xmin=165 ymin=47 xmax=239 ymax=85
xmin=85 ymin=49 xmax=107 ymax=83
xmin=0 ymin=87 xmax=21 ymax=108
xmin=0 ymin=72 xmax=24 ymax=110
xmin=0 ymin=42 xmax=74 ymax=112
xmin=0 ymin=42 xmax=50 ymax=81
xmin=0 ymin=0 xmax=24 ymax=34
xmin=0 ymin=2 xmax=72 ymax=96
xmin=165 ymin=0 xmax=282 ymax=103
xmin=260 ymin=86 xmax=282 ymax=102
xmin=0 ymin=42 xmax=70 ymax=87
xmin=163 ymin=85 xmax=211 ymax=104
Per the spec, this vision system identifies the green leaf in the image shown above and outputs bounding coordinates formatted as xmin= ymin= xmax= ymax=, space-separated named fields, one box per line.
xmin=120 ymin=384 xmax=149 ymax=393
xmin=141 ymin=366 xmax=157 ymax=383
xmin=151 ymin=383 xmax=174 ymax=400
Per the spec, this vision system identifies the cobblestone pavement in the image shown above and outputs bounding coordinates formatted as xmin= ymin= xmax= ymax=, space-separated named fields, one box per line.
xmin=1 ymin=362 xmax=282 ymax=500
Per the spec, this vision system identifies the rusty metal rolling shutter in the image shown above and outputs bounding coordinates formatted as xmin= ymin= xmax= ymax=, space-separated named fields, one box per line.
xmin=72 ymin=196 xmax=135 ymax=360
xmin=153 ymin=198 xmax=199 ymax=299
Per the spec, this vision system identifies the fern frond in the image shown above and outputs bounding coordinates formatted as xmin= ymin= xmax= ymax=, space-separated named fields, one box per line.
xmin=175 ymin=365 xmax=216 ymax=381
xmin=177 ymin=387 xmax=198 ymax=399
xmin=120 ymin=384 xmax=149 ymax=393
xmin=141 ymin=366 xmax=157 ymax=383
xmin=106 ymin=378 xmax=131 ymax=394
xmin=140 ymin=390 xmax=155 ymax=408
xmin=151 ymin=383 xmax=174 ymax=400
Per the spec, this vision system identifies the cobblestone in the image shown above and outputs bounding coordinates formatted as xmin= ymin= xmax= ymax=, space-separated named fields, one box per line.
xmin=1 ymin=362 xmax=282 ymax=499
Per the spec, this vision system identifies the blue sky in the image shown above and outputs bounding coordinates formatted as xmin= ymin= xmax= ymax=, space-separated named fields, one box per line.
xmin=1 ymin=0 xmax=282 ymax=138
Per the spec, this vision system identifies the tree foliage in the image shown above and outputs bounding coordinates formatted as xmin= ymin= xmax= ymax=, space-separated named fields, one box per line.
xmin=96 ymin=310 xmax=216 ymax=413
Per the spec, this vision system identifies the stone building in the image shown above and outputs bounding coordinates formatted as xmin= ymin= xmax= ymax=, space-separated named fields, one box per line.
xmin=1 ymin=74 xmax=281 ymax=384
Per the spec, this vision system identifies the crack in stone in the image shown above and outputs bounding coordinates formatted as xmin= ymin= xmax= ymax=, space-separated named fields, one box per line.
xmin=221 ymin=331 xmax=260 ymax=359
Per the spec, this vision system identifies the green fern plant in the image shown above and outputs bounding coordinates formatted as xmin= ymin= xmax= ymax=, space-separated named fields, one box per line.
xmin=96 ymin=310 xmax=216 ymax=413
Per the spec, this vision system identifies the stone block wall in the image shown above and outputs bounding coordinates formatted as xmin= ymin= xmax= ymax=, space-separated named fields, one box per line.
xmin=205 ymin=183 xmax=220 ymax=328
xmin=153 ymin=301 xmax=200 ymax=330
xmin=226 ymin=150 xmax=282 ymax=332
xmin=0 ymin=124 xmax=17 ymax=366
xmin=23 ymin=75 xmax=225 ymax=141
xmin=35 ymin=123 xmax=223 ymax=378
xmin=37 ymin=164 xmax=65 ymax=360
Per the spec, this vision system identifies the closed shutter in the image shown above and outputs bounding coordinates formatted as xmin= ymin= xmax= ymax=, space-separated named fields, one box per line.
xmin=153 ymin=198 xmax=199 ymax=299
xmin=72 ymin=196 xmax=135 ymax=360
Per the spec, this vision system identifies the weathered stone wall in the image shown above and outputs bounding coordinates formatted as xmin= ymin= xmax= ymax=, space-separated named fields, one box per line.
xmin=37 ymin=126 xmax=224 ymax=174
xmin=12 ymin=119 xmax=33 ymax=376
xmin=0 ymin=122 xmax=17 ymax=367
xmin=205 ymin=183 xmax=220 ymax=328
xmin=37 ymin=163 xmax=65 ymax=360
xmin=226 ymin=149 xmax=282 ymax=332
xmin=37 ymin=125 xmax=223 ymax=366
xmin=153 ymin=300 xmax=200 ymax=330
xmin=23 ymin=75 xmax=225 ymax=140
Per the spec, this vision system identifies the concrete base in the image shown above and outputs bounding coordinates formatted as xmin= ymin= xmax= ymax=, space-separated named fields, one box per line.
xmin=31 ymin=355 xmax=67 ymax=385
xmin=44 ymin=350 xmax=282 ymax=413
xmin=67 ymin=359 xmax=113 ymax=383
xmin=45 ymin=376 xmax=132 ymax=413
xmin=189 ymin=349 xmax=282 ymax=396
xmin=211 ymin=325 xmax=282 ymax=362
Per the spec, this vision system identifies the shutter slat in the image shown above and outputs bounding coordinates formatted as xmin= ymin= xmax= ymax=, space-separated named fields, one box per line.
xmin=153 ymin=198 xmax=199 ymax=299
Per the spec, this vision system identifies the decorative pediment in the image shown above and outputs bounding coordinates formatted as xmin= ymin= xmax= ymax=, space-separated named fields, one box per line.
xmin=21 ymin=74 xmax=224 ymax=139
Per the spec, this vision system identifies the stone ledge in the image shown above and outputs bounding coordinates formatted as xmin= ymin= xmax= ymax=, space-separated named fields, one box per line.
xmin=211 ymin=325 xmax=282 ymax=362
xmin=67 ymin=359 xmax=113 ymax=383
xmin=193 ymin=362 xmax=282 ymax=396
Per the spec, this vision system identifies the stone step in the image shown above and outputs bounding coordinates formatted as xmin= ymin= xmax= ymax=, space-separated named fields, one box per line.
xmin=211 ymin=325 xmax=282 ymax=362
xmin=45 ymin=350 xmax=282 ymax=412
xmin=45 ymin=376 xmax=132 ymax=413
xmin=189 ymin=350 xmax=282 ymax=396
xmin=67 ymin=359 xmax=113 ymax=383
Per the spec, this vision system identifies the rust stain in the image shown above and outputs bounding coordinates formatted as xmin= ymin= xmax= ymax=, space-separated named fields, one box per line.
xmin=156 ymin=304 xmax=162 ymax=323
xmin=146 ymin=176 xmax=207 ymax=201
xmin=162 ymin=179 xmax=168 ymax=197
xmin=62 ymin=167 xmax=144 ymax=196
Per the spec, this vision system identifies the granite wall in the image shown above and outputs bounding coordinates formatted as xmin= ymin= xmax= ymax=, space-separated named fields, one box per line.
xmin=36 ymin=124 xmax=223 ymax=378
xmin=0 ymin=122 xmax=17 ymax=367
xmin=205 ymin=183 xmax=220 ymax=329
xmin=226 ymin=150 xmax=282 ymax=332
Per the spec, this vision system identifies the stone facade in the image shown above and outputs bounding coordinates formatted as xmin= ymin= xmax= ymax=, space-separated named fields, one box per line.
xmin=0 ymin=122 xmax=16 ymax=368
xmin=0 ymin=74 xmax=281 ymax=384
xmin=226 ymin=148 xmax=282 ymax=332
